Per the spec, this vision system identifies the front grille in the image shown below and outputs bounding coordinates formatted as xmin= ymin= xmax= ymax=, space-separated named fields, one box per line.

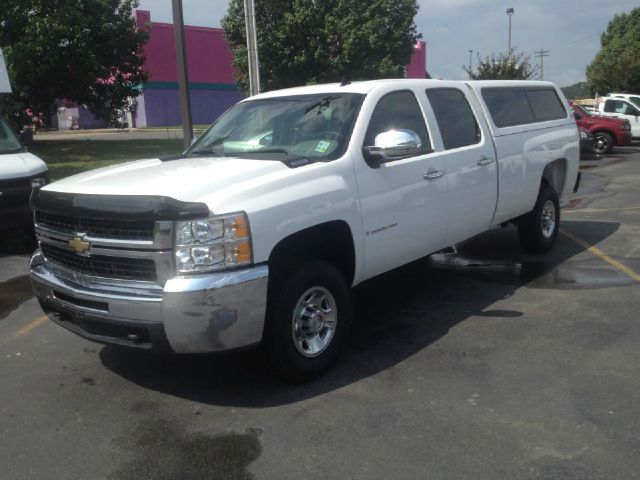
xmin=0 ymin=177 xmax=31 ymax=189
xmin=41 ymin=244 xmax=157 ymax=281
xmin=35 ymin=211 xmax=155 ymax=241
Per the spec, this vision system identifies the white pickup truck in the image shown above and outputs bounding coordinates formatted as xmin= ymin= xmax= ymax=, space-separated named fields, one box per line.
xmin=30 ymin=79 xmax=579 ymax=380
xmin=597 ymin=95 xmax=640 ymax=138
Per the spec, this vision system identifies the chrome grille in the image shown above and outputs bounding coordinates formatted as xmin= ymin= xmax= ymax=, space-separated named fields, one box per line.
xmin=35 ymin=211 xmax=155 ymax=241
xmin=41 ymin=244 xmax=157 ymax=281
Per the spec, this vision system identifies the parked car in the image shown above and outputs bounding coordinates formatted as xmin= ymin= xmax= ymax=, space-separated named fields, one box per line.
xmin=0 ymin=116 xmax=48 ymax=235
xmin=606 ymin=92 xmax=640 ymax=108
xmin=596 ymin=96 xmax=640 ymax=138
xmin=578 ymin=126 xmax=594 ymax=156
xmin=569 ymin=100 xmax=632 ymax=154
xmin=30 ymin=79 xmax=579 ymax=380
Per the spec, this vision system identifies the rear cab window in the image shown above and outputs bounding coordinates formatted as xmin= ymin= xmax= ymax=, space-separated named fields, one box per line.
xmin=481 ymin=87 xmax=567 ymax=128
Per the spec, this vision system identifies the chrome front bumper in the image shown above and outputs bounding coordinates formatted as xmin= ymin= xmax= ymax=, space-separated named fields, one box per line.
xmin=30 ymin=249 xmax=269 ymax=353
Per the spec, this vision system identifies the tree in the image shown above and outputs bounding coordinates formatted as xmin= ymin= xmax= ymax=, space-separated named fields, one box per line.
xmin=0 ymin=0 xmax=148 ymax=127
xmin=464 ymin=51 xmax=538 ymax=80
xmin=587 ymin=8 xmax=640 ymax=95
xmin=561 ymin=82 xmax=590 ymax=100
xmin=222 ymin=0 xmax=420 ymax=93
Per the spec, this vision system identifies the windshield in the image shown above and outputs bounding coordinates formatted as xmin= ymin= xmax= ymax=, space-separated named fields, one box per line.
xmin=572 ymin=103 xmax=592 ymax=117
xmin=0 ymin=117 xmax=23 ymax=154
xmin=627 ymin=96 xmax=640 ymax=108
xmin=187 ymin=93 xmax=365 ymax=161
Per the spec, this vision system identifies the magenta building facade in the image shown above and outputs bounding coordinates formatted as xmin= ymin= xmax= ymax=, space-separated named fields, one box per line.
xmin=134 ymin=10 xmax=427 ymax=127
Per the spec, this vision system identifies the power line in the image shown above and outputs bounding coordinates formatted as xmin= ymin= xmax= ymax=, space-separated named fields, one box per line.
xmin=535 ymin=48 xmax=550 ymax=80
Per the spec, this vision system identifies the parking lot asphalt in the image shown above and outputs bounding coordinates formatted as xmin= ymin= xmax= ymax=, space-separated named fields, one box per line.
xmin=1 ymin=145 xmax=639 ymax=479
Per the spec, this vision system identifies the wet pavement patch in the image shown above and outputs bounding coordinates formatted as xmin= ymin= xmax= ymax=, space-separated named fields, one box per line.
xmin=0 ymin=275 xmax=34 ymax=320
xmin=111 ymin=419 xmax=261 ymax=480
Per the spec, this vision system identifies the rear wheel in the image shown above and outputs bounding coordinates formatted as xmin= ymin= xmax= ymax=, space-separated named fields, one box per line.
xmin=592 ymin=132 xmax=614 ymax=154
xmin=518 ymin=182 xmax=560 ymax=253
xmin=264 ymin=259 xmax=352 ymax=381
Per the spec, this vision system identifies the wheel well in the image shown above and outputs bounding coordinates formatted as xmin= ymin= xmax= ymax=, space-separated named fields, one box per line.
xmin=542 ymin=159 xmax=567 ymax=196
xmin=268 ymin=220 xmax=356 ymax=286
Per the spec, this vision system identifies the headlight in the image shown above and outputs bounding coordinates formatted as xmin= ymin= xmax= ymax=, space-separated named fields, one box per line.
xmin=175 ymin=212 xmax=252 ymax=273
xmin=30 ymin=175 xmax=48 ymax=188
xmin=579 ymin=130 xmax=588 ymax=139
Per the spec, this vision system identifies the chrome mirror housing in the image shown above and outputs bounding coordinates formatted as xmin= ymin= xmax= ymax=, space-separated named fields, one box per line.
xmin=363 ymin=129 xmax=422 ymax=166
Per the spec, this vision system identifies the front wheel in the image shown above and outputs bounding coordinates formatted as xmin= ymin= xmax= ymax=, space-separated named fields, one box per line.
xmin=264 ymin=260 xmax=352 ymax=381
xmin=592 ymin=132 xmax=614 ymax=154
xmin=517 ymin=182 xmax=560 ymax=253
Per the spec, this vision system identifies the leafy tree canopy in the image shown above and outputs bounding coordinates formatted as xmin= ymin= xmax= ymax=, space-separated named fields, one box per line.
xmin=0 ymin=0 xmax=148 ymax=126
xmin=222 ymin=0 xmax=421 ymax=93
xmin=561 ymin=81 xmax=590 ymax=100
xmin=587 ymin=8 xmax=640 ymax=95
xmin=464 ymin=50 xmax=538 ymax=80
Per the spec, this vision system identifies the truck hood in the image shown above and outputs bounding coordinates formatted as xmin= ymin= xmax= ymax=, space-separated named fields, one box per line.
xmin=42 ymin=156 xmax=291 ymax=207
xmin=0 ymin=151 xmax=48 ymax=179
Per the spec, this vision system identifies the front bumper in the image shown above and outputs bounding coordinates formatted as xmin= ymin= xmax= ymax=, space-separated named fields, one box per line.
xmin=30 ymin=249 xmax=269 ymax=353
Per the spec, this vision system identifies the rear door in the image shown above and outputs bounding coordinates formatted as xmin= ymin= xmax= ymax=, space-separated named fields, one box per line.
xmin=423 ymin=86 xmax=498 ymax=244
xmin=602 ymin=99 xmax=640 ymax=136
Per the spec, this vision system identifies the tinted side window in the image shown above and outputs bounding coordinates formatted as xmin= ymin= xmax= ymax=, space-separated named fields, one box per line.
xmin=364 ymin=90 xmax=431 ymax=156
xmin=604 ymin=100 xmax=622 ymax=113
xmin=526 ymin=89 xmax=566 ymax=121
xmin=426 ymin=88 xmax=480 ymax=150
xmin=482 ymin=89 xmax=535 ymax=127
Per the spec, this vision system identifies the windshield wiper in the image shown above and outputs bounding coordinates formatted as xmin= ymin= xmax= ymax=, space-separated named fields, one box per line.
xmin=188 ymin=135 xmax=228 ymax=156
xmin=236 ymin=148 xmax=289 ymax=155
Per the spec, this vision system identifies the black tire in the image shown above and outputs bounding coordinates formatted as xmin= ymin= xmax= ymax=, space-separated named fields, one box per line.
xmin=518 ymin=182 xmax=560 ymax=254
xmin=592 ymin=131 xmax=614 ymax=154
xmin=264 ymin=259 xmax=352 ymax=382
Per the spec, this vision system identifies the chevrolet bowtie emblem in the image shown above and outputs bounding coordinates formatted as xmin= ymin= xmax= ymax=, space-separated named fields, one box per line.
xmin=69 ymin=236 xmax=91 ymax=255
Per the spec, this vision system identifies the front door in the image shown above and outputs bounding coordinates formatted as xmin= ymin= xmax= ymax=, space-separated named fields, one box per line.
xmin=354 ymin=89 xmax=449 ymax=280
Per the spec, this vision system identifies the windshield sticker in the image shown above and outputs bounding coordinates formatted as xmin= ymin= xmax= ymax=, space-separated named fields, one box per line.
xmin=314 ymin=140 xmax=331 ymax=153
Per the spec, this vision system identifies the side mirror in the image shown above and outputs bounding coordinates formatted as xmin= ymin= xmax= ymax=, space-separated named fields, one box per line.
xmin=363 ymin=129 xmax=422 ymax=167
xmin=573 ymin=112 xmax=581 ymax=120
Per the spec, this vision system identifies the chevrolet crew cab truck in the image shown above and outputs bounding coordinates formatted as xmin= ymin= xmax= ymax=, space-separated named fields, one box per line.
xmin=30 ymin=80 xmax=579 ymax=380
xmin=569 ymin=100 xmax=632 ymax=154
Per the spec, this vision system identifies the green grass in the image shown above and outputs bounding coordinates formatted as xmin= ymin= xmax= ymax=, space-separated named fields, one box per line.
xmin=29 ymin=139 xmax=184 ymax=181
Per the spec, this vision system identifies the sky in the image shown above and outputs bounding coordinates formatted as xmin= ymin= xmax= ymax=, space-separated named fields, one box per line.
xmin=137 ymin=0 xmax=639 ymax=87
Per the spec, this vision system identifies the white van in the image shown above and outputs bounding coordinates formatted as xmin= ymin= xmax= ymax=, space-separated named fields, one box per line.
xmin=0 ymin=116 xmax=48 ymax=233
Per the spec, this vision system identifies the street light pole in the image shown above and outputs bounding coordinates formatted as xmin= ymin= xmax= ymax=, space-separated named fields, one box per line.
xmin=172 ymin=0 xmax=193 ymax=149
xmin=244 ymin=0 xmax=261 ymax=96
xmin=506 ymin=7 xmax=514 ymax=56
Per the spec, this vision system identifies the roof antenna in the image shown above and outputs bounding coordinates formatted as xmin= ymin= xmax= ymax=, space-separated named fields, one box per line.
xmin=340 ymin=75 xmax=351 ymax=86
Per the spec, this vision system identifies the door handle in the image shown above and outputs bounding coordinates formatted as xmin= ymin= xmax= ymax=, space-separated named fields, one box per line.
xmin=477 ymin=156 xmax=495 ymax=166
xmin=423 ymin=168 xmax=444 ymax=181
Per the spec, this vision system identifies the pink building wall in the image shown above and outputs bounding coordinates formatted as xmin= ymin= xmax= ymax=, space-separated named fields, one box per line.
xmin=134 ymin=11 xmax=428 ymax=126
xmin=136 ymin=10 xmax=236 ymax=84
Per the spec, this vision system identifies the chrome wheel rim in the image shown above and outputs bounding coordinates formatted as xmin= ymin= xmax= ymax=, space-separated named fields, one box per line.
xmin=541 ymin=200 xmax=556 ymax=239
xmin=593 ymin=136 xmax=608 ymax=154
xmin=291 ymin=286 xmax=337 ymax=357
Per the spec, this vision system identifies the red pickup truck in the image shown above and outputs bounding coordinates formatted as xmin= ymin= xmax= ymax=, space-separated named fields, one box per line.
xmin=569 ymin=100 xmax=632 ymax=154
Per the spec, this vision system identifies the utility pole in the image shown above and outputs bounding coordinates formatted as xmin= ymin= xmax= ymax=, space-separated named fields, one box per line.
xmin=506 ymin=7 xmax=514 ymax=56
xmin=244 ymin=0 xmax=261 ymax=96
xmin=172 ymin=0 xmax=193 ymax=149
xmin=468 ymin=50 xmax=473 ymax=73
xmin=535 ymin=48 xmax=550 ymax=80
